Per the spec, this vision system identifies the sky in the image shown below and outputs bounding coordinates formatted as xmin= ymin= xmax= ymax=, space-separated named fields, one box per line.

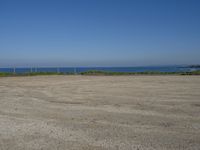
xmin=0 ymin=0 xmax=200 ymax=67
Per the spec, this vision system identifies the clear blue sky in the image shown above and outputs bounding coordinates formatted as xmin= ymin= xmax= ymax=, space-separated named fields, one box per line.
xmin=0 ymin=0 xmax=200 ymax=67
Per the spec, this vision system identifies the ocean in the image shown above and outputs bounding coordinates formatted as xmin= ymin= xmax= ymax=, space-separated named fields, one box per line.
xmin=0 ymin=66 xmax=198 ymax=74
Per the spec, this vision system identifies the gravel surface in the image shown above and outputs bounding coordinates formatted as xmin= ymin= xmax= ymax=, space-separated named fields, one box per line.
xmin=0 ymin=75 xmax=200 ymax=150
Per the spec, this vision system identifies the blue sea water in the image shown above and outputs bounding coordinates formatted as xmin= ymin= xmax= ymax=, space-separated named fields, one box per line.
xmin=0 ymin=66 xmax=197 ymax=74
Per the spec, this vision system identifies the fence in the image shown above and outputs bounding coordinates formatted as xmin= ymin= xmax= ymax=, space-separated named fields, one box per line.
xmin=0 ymin=67 xmax=78 ymax=74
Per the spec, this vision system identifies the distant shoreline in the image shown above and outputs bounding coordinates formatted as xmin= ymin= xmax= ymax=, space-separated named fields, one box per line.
xmin=1 ymin=65 xmax=200 ymax=74
xmin=1 ymin=65 xmax=200 ymax=77
xmin=0 ymin=70 xmax=200 ymax=77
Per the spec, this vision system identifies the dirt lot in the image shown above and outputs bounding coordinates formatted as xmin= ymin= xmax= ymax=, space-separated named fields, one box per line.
xmin=0 ymin=75 xmax=200 ymax=150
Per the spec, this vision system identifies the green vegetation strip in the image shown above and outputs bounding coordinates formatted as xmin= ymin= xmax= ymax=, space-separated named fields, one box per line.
xmin=1 ymin=70 xmax=200 ymax=77
xmin=0 ymin=72 xmax=72 ymax=77
xmin=80 ymin=70 xmax=200 ymax=75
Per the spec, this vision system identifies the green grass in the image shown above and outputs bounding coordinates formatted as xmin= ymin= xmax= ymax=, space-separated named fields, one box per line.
xmin=179 ymin=70 xmax=200 ymax=75
xmin=0 ymin=70 xmax=200 ymax=77
xmin=0 ymin=72 xmax=13 ymax=77
xmin=25 ymin=72 xmax=65 ymax=76
xmin=0 ymin=72 xmax=73 ymax=77
xmin=80 ymin=70 xmax=200 ymax=75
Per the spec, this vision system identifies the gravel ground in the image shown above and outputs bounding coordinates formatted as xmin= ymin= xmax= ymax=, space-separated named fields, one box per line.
xmin=0 ymin=75 xmax=200 ymax=150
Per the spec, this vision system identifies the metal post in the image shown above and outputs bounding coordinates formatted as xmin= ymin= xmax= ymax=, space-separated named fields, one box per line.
xmin=74 ymin=67 xmax=76 ymax=75
xmin=13 ymin=67 xmax=16 ymax=74
xmin=30 ymin=67 xmax=33 ymax=73
xmin=35 ymin=67 xmax=37 ymax=72
xmin=57 ymin=67 xmax=60 ymax=74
